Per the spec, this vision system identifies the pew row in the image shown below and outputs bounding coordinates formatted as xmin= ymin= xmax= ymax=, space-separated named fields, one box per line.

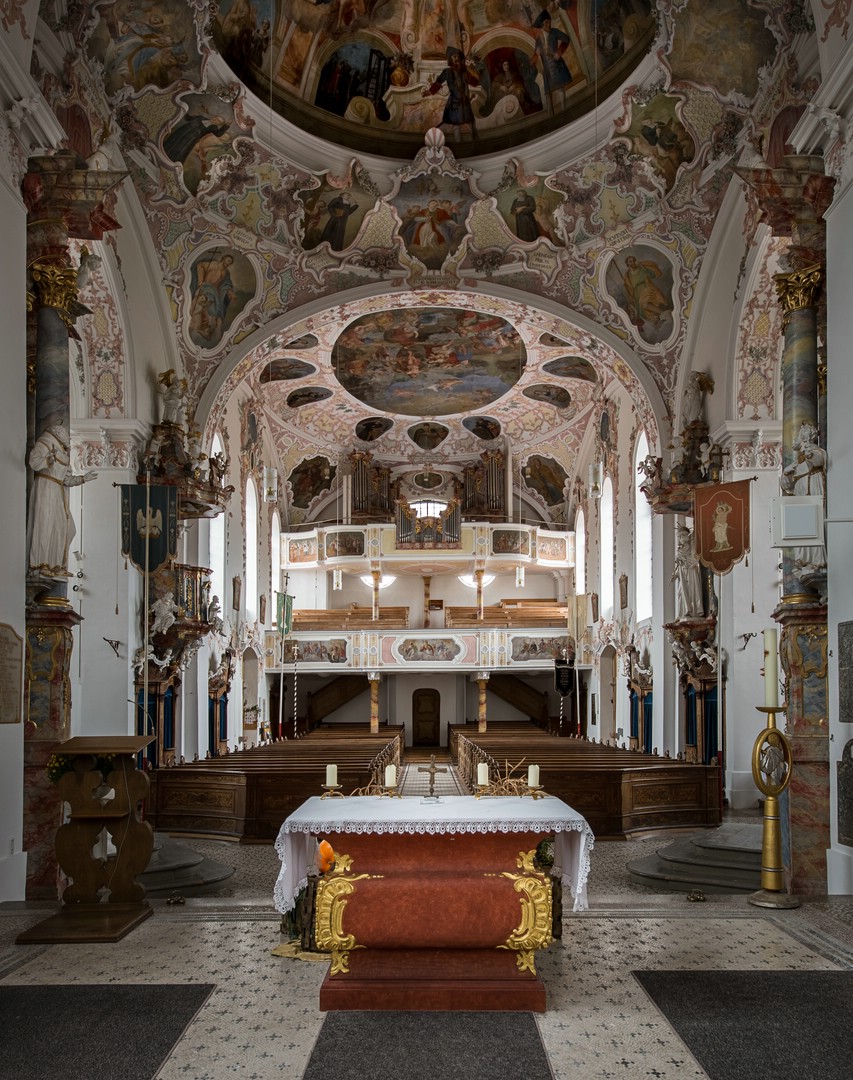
xmin=147 ymin=726 xmax=403 ymax=842
xmin=451 ymin=723 xmax=721 ymax=840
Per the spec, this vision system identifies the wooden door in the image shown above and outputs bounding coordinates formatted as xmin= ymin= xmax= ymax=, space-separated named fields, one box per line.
xmin=412 ymin=688 xmax=440 ymax=746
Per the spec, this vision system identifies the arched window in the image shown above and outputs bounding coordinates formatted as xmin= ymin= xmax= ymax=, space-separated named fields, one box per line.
xmin=208 ymin=435 xmax=226 ymax=611
xmin=634 ymin=432 xmax=653 ymax=621
xmin=600 ymin=477 xmax=614 ymax=620
xmin=270 ymin=509 xmax=281 ymax=626
xmin=575 ymin=508 xmax=586 ymax=595
xmin=245 ymin=476 xmax=258 ymax=622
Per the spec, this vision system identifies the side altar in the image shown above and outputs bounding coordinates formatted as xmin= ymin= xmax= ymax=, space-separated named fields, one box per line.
xmin=274 ymin=795 xmax=594 ymax=1011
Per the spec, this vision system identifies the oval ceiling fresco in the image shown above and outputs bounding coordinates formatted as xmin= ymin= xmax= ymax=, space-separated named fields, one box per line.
xmin=212 ymin=0 xmax=656 ymax=159
xmin=332 ymin=308 xmax=525 ymax=417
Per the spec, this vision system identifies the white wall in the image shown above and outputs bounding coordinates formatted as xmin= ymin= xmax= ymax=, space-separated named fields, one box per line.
xmin=0 ymin=177 xmax=28 ymax=898
xmin=826 ymin=172 xmax=853 ymax=892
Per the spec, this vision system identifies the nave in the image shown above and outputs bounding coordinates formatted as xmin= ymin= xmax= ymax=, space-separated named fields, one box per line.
xmin=2 ymin=806 xmax=853 ymax=1080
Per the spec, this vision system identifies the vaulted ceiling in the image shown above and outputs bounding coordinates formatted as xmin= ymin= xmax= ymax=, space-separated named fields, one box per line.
xmin=59 ymin=0 xmax=797 ymax=524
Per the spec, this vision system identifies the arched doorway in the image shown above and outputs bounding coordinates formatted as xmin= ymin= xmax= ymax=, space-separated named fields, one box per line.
xmin=412 ymin=688 xmax=440 ymax=746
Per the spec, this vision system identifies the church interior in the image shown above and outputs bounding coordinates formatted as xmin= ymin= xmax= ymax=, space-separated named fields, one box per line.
xmin=3 ymin=0 xmax=853 ymax=1075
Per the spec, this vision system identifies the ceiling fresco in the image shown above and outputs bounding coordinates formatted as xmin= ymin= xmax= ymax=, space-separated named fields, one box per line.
xmin=33 ymin=0 xmax=817 ymax=523
xmin=212 ymin=0 xmax=657 ymax=158
xmin=332 ymin=308 xmax=526 ymax=416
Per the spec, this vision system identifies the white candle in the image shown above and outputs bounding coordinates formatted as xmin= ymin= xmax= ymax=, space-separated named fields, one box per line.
xmin=477 ymin=763 xmax=489 ymax=786
xmin=325 ymin=764 xmax=337 ymax=787
xmin=385 ymin=764 xmax=397 ymax=788
xmin=763 ymin=629 xmax=779 ymax=708
xmin=528 ymin=764 xmax=540 ymax=787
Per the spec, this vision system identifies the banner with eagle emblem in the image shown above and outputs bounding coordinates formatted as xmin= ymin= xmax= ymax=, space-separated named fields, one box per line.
xmin=120 ymin=484 xmax=178 ymax=572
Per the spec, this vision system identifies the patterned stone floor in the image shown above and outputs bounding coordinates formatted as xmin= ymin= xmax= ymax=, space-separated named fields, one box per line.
xmin=2 ymin=781 xmax=853 ymax=1079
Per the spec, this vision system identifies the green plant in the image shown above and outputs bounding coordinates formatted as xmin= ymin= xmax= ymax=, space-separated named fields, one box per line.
xmin=46 ymin=753 xmax=116 ymax=785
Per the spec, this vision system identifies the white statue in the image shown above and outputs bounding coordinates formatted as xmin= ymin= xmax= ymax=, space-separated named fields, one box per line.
xmin=681 ymin=371 xmax=712 ymax=428
xmin=28 ymin=423 xmax=97 ymax=579
xmin=133 ymin=643 xmax=173 ymax=675
xmin=159 ymin=370 xmax=187 ymax=427
xmin=671 ymin=523 xmax=703 ymax=618
xmin=150 ymin=591 xmax=179 ymax=637
xmin=782 ymin=421 xmax=827 ymax=581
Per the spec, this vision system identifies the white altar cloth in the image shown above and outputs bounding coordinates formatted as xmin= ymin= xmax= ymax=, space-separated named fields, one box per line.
xmin=273 ymin=794 xmax=594 ymax=914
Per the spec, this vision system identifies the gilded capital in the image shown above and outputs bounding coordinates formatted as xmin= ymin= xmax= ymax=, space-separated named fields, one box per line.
xmin=29 ymin=262 xmax=79 ymax=313
xmin=774 ymin=264 xmax=822 ymax=316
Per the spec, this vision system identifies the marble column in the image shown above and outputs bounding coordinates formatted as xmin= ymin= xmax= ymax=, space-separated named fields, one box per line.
xmin=737 ymin=154 xmax=834 ymax=895
xmin=477 ymin=672 xmax=489 ymax=733
xmin=22 ymin=153 xmax=123 ymax=898
xmin=368 ymin=671 xmax=380 ymax=735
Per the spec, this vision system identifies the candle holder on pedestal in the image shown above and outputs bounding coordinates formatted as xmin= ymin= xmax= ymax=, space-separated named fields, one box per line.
xmin=379 ymin=784 xmax=403 ymax=799
xmin=526 ymin=784 xmax=546 ymax=800
xmin=321 ymin=784 xmax=344 ymax=799
xmin=475 ymin=783 xmax=492 ymax=799
xmin=747 ymin=704 xmax=800 ymax=909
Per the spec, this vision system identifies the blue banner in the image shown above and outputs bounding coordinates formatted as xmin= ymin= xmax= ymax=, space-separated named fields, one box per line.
xmin=121 ymin=484 xmax=178 ymax=572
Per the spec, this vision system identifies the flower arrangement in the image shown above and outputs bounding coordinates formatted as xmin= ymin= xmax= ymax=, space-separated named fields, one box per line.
xmin=46 ymin=753 xmax=116 ymax=785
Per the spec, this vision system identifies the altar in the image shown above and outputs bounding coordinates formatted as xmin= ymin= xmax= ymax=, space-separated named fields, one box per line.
xmin=274 ymin=795 xmax=594 ymax=1011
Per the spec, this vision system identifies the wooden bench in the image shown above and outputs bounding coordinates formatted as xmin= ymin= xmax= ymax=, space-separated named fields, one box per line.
xmin=451 ymin=723 xmax=721 ymax=840
xmin=148 ymin=726 xmax=403 ymax=842
xmin=292 ymin=606 xmax=409 ymax=630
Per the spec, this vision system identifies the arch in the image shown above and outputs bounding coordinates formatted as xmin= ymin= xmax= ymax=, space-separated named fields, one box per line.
xmin=196 ymin=285 xmax=667 ymax=451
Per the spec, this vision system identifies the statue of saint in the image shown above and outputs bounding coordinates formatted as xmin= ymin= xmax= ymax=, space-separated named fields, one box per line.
xmin=150 ymin=591 xmax=179 ymax=638
xmin=782 ymin=421 xmax=827 ymax=582
xmin=671 ymin=523 xmax=703 ymax=618
xmin=28 ymin=423 xmax=97 ymax=579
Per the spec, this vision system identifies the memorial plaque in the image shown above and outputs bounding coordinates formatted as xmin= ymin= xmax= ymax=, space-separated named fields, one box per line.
xmin=0 ymin=624 xmax=23 ymax=723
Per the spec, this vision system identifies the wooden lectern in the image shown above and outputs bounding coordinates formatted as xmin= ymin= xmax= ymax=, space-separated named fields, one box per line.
xmin=18 ymin=735 xmax=155 ymax=944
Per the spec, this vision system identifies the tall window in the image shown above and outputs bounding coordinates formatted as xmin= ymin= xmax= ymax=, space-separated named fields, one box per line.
xmin=600 ymin=477 xmax=614 ymax=620
xmin=208 ymin=435 xmax=226 ymax=610
xmin=270 ymin=509 xmax=281 ymax=626
xmin=245 ymin=476 xmax=258 ymax=622
xmin=575 ymin=509 xmax=586 ymax=595
xmin=634 ymin=433 xmax=653 ymax=621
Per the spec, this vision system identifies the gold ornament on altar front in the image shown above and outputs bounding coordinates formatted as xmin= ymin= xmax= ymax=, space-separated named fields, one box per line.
xmin=497 ymin=849 xmax=553 ymax=973
xmin=314 ymin=854 xmax=384 ymax=975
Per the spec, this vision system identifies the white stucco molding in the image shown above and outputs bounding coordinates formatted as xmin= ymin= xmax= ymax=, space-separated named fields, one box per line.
xmin=790 ymin=32 xmax=853 ymax=203
xmin=710 ymin=420 xmax=782 ymax=472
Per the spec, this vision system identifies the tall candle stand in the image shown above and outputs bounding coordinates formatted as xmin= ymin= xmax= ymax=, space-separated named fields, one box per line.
xmin=747 ymin=704 xmax=800 ymax=909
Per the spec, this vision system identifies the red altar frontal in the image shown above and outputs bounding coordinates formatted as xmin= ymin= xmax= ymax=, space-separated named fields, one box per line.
xmin=274 ymin=795 xmax=593 ymax=1012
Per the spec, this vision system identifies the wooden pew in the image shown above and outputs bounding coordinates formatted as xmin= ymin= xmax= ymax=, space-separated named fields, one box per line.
xmin=450 ymin=722 xmax=721 ymax=840
xmin=148 ymin=726 xmax=403 ymax=842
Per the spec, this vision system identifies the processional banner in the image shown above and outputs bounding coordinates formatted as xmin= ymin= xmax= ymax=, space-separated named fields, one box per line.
xmin=120 ymin=484 xmax=178 ymax=573
xmin=693 ymin=479 xmax=751 ymax=575
xmin=276 ymin=591 xmax=293 ymax=638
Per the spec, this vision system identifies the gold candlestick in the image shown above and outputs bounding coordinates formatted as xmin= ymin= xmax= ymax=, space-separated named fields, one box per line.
xmin=321 ymin=784 xmax=344 ymax=799
xmin=747 ymin=704 xmax=800 ymax=909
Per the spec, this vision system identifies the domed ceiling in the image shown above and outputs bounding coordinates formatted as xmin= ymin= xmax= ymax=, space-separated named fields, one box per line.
xmin=212 ymin=0 xmax=657 ymax=159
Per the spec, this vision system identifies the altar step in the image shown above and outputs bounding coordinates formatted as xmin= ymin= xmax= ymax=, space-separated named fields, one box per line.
xmin=626 ymin=823 xmax=762 ymax=894
xmin=139 ymin=835 xmax=236 ymax=897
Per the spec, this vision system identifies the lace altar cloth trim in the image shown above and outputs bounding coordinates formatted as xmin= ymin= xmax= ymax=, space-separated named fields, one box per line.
xmin=273 ymin=795 xmax=595 ymax=915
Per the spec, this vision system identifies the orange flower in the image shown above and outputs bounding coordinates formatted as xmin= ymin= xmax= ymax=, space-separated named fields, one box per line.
xmin=317 ymin=840 xmax=335 ymax=873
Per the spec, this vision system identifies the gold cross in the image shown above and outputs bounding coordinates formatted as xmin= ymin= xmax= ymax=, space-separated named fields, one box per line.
xmin=417 ymin=754 xmax=448 ymax=798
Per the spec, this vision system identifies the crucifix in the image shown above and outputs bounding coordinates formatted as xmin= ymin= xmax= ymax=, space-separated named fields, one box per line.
xmin=418 ymin=754 xmax=448 ymax=799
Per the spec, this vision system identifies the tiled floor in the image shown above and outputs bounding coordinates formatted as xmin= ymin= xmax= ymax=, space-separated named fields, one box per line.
xmin=2 ymin=772 xmax=853 ymax=1079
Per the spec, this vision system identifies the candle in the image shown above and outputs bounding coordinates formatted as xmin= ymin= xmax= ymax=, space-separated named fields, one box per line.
xmin=477 ymin=762 xmax=489 ymax=786
xmin=763 ymin=629 xmax=779 ymax=708
xmin=528 ymin=764 xmax=540 ymax=788
xmin=385 ymin=764 xmax=397 ymax=788
xmin=325 ymin=764 xmax=337 ymax=787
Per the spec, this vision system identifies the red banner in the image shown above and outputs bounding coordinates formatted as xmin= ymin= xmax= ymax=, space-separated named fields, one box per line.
xmin=693 ymin=480 xmax=751 ymax=575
